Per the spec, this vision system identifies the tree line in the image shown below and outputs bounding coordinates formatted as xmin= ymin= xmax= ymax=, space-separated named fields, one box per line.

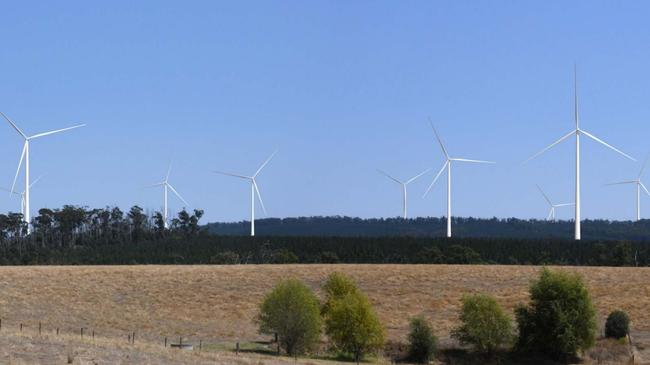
xmin=0 ymin=205 xmax=648 ymax=266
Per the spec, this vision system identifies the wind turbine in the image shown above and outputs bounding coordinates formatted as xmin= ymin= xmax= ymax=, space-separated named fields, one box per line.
xmin=525 ymin=66 xmax=635 ymax=240
xmin=1 ymin=112 xmax=85 ymax=233
xmin=213 ymin=150 xmax=277 ymax=237
xmin=423 ymin=120 xmax=495 ymax=238
xmin=0 ymin=175 xmax=44 ymax=218
xmin=377 ymin=168 xmax=431 ymax=219
xmin=605 ymin=156 xmax=650 ymax=221
xmin=145 ymin=162 xmax=188 ymax=229
xmin=536 ymin=184 xmax=574 ymax=221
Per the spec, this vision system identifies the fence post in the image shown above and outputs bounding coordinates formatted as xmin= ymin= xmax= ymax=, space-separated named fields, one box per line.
xmin=236 ymin=342 xmax=240 ymax=355
xmin=20 ymin=323 xmax=22 ymax=332
xmin=199 ymin=340 xmax=202 ymax=351
xmin=80 ymin=327 xmax=84 ymax=339
xmin=128 ymin=334 xmax=131 ymax=343
xmin=164 ymin=337 xmax=167 ymax=347
xmin=92 ymin=330 xmax=95 ymax=340
xmin=179 ymin=337 xmax=183 ymax=346
xmin=1 ymin=318 xmax=2 ymax=330
xmin=132 ymin=332 xmax=135 ymax=344
xmin=56 ymin=327 xmax=59 ymax=336
xmin=39 ymin=322 xmax=41 ymax=336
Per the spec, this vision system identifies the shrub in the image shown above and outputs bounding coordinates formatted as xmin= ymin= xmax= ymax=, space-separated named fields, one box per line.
xmin=321 ymin=272 xmax=359 ymax=315
xmin=209 ymin=251 xmax=240 ymax=264
xmin=451 ymin=293 xmax=513 ymax=354
xmin=324 ymin=291 xmax=385 ymax=364
xmin=605 ymin=310 xmax=630 ymax=339
xmin=258 ymin=279 xmax=322 ymax=356
xmin=515 ymin=268 xmax=596 ymax=360
xmin=270 ymin=249 xmax=299 ymax=264
xmin=444 ymin=245 xmax=482 ymax=264
xmin=407 ymin=316 xmax=437 ymax=363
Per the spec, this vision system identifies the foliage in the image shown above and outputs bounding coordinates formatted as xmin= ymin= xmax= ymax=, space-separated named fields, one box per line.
xmin=209 ymin=251 xmax=240 ymax=264
xmin=451 ymin=294 xmax=513 ymax=353
xmin=515 ymin=268 xmax=597 ymax=360
xmin=605 ymin=310 xmax=630 ymax=339
xmin=258 ymin=278 xmax=322 ymax=356
xmin=407 ymin=316 xmax=437 ymax=363
xmin=321 ymin=272 xmax=359 ymax=315
xmin=324 ymin=290 xmax=385 ymax=364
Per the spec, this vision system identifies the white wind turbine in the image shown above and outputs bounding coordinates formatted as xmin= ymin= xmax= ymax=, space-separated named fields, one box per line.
xmin=605 ymin=156 xmax=650 ymax=221
xmin=145 ymin=162 xmax=188 ymax=229
xmin=377 ymin=168 xmax=431 ymax=219
xmin=0 ymin=175 xmax=44 ymax=218
xmin=536 ymin=184 xmax=574 ymax=221
xmin=1 ymin=112 xmax=86 ymax=233
xmin=526 ymin=67 xmax=635 ymax=240
xmin=213 ymin=150 xmax=277 ymax=237
xmin=423 ymin=121 xmax=495 ymax=238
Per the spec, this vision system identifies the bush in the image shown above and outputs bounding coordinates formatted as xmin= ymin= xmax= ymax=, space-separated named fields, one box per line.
xmin=407 ymin=316 xmax=437 ymax=363
xmin=270 ymin=249 xmax=299 ymax=264
xmin=605 ymin=310 xmax=630 ymax=339
xmin=321 ymin=272 xmax=359 ymax=315
xmin=209 ymin=251 xmax=240 ymax=264
xmin=444 ymin=245 xmax=482 ymax=264
xmin=258 ymin=279 xmax=322 ymax=356
xmin=515 ymin=268 xmax=596 ymax=360
xmin=324 ymin=291 xmax=385 ymax=364
xmin=451 ymin=293 xmax=513 ymax=354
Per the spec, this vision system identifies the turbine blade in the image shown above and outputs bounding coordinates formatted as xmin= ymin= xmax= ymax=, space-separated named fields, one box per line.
xmin=377 ymin=169 xmax=402 ymax=184
xmin=423 ymin=161 xmax=448 ymax=198
xmin=143 ymin=182 xmax=165 ymax=188
xmin=167 ymin=184 xmax=189 ymax=206
xmin=165 ymin=161 xmax=173 ymax=182
xmin=450 ymin=158 xmax=496 ymax=164
xmin=428 ymin=118 xmax=449 ymax=159
xmin=547 ymin=208 xmax=553 ymax=221
xmin=580 ymin=129 xmax=635 ymax=161
xmin=524 ymin=130 xmax=575 ymax=163
xmin=254 ymin=150 xmax=278 ymax=177
xmin=213 ymin=170 xmax=251 ymax=180
xmin=28 ymin=124 xmax=86 ymax=140
xmin=0 ymin=112 xmax=27 ymax=138
xmin=605 ymin=180 xmax=638 ymax=186
xmin=554 ymin=203 xmax=575 ymax=207
xmin=536 ymin=184 xmax=553 ymax=206
xmin=11 ymin=142 xmax=26 ymax=195
xmin=29 ymin=174 xmax=45 ymax=189
xmin=639 ymin=154 xmax=650 ymax=178
xmin=405 ymin=167 xmax=432 ymax=184
xmin=640 ymin=182 xmax=650 ymax=197
xmin=253 ymin=180 xmax=267 ymax=216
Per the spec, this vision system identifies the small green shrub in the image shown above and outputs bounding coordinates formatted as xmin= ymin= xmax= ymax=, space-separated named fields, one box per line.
xmin=605 ymin=310 xmax=630 ymax=339
xmin=258 ymin=278 xmax=322 ymax=356
xmin=407 ymin=316 xmax=437 ymax=363
xmin=324 ymin=291 xmax=385 ymax=364
xmin=209 ymin=251 xmax=240 ymax=264
xmin=515 ymin=268 xmax=596 ymax=360
xmin=451 ymin=293 xmax=513 ymax=353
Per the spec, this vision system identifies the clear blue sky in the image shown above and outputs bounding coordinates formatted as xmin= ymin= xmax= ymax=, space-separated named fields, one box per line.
xmin=1 ymin=1 xmax=649 ymax=223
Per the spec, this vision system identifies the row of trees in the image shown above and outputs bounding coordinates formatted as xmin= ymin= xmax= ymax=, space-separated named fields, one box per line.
xmin=206 ymin=216 xmax=650 ymax=241
xmin=0 ymin=205 xmax=204 ymax=248
xmin=258 ymin=269 xmax=632 ymax=364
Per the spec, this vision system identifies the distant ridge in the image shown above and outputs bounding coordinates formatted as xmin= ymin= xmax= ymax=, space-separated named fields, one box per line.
xmin=204 ymin=216 xmax=650 ymax=241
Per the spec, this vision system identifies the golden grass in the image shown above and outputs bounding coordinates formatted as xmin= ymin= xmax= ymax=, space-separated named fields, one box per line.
xmin=0 ymin=264 xmax=647 ymax=345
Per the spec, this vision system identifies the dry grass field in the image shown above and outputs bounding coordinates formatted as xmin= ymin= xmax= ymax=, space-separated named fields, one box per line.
xmin=0 ymin=264 xmax=647 ymax=364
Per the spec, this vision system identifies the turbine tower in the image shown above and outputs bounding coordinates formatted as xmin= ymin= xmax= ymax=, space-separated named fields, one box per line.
xmin=377 ymin=168 xmax=431 ymax=219
xmin=526 ymin=66 xmax=635 ymax=240
xmin=145 ymin=162 xmax=188 ymax=229
xmin=423 ymin=120 xmax=495 ymax=238
xmin=0 ymin=175 xmax=44 ymax=218
xmin=1 ymin=112 xmax=85 ymax=233
xmin=606 ymin=156 xmax=650 ymax=221
xmin=536 ymin=184 xmax=574 ymax=221
xmin=213 ymin=150 xmax=277 ymax=237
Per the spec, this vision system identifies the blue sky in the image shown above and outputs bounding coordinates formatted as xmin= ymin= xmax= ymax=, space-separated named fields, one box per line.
xmin=1 ymin=1 xmax=650 ymax=222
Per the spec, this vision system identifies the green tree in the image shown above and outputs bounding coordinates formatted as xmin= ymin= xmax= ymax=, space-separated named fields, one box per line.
xmin=321 ymin=272 xmax=359 ymax=315
xmin=407 ymin=316 xmax=437 ymax=363
xmin=324 ymin=291 xmax=385 ymax=364
xmin=605 ymin=310 xmax=630 ymax=339
xmin=258 ymin=279 xmax=322 ymax=357
xmin=451 ymin=293 xmax=513 ymax=354
xmin=515 ymin=268 xmax=596 ymax=360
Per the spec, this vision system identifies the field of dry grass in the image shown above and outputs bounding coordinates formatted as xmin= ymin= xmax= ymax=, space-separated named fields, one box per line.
xmin=0 ymin=264 xmax=648 ymax=346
